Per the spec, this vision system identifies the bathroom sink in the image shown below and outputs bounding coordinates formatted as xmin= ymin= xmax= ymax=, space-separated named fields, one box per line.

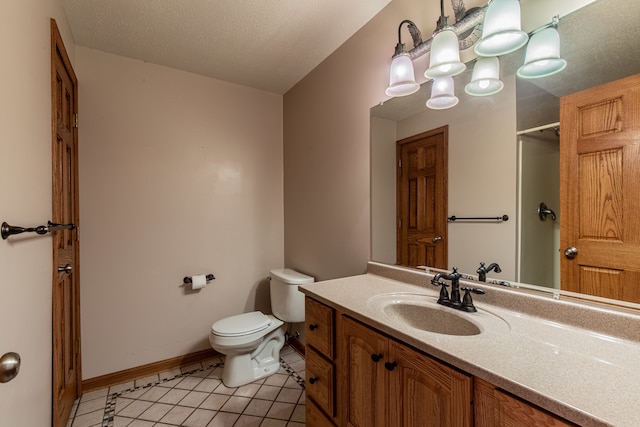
xmin=367 ymin=293 xmax=510 ymax=336
xmin=383 ymin=302 xmax=481 ymax=336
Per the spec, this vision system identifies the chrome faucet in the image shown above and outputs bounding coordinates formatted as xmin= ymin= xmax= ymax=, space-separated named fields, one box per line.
xmin=476 ymin=262 xmax=501 ymax=282
xmin=431 ymin=267 xmax=485 ymax=312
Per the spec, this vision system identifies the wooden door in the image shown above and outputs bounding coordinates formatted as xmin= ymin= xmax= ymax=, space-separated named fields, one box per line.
xmin=341 ymin=316 xmax=388 ymax=427
xmin=560 ymin=73 xmax=640 ymax=304
xmin=388 ymin=340 xmax=473 ymax=427
xmin=51 ymin=19 xmax=81 ymax=427
xmin=397 ymin=127 xmax=448 ymax=269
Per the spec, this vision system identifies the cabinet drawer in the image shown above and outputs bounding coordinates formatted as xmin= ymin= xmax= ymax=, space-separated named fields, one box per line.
xmin=306 ymin=347 xmax=335 ymax=418
xmin=305 ymin=297 xmax=334 ymax=357
xmin=307 ymin=398 xmax=336 ymax=427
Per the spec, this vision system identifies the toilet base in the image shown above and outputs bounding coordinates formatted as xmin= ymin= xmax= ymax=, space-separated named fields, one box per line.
xmin=221 ymin=327 xmax=286 ymax=388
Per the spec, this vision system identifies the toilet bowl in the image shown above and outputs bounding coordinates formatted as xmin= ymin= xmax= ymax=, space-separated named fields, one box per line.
xmin=209 ymin=268 xmax=313 ymax=387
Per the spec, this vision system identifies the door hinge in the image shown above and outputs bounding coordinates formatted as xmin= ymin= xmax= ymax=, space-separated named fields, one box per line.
xmin=73 ymin=113 xmax=78 ymax=128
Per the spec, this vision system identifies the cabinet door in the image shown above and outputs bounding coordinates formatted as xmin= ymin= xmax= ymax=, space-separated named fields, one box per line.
xmin=341 ymin=316 xmax=388 ymax=427
xmin=388 ymin=340 xmax=473 ymax=427
xmin=494 ymin=389 xmax=576 ymax=427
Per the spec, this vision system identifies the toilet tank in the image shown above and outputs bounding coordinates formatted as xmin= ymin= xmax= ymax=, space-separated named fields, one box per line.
xmin=269 ymin=268 xmax=314 ymax=322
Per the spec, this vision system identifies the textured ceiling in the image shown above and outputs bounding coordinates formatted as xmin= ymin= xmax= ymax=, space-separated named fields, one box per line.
xmin=63 ymin=0 xmax=391 ymax=94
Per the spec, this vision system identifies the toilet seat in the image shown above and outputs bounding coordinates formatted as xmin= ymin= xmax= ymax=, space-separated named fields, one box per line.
xmin=211 ymin=311 xmax=272 ymax=337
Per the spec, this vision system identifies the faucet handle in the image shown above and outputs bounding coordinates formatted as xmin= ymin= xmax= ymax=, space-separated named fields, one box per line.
xmin=431 ymin=279 xmax=450 ymax=306
xmin=460 ymin=287 xmax=485 ymax=312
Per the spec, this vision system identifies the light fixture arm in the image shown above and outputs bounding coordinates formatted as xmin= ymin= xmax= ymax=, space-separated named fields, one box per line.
xmin=407 ymin=4 xmax=487 ymax=60
xmin=529 ymin=15 xmax=560 ymax=36
xmin=393 ymin=19 xmax=423 ymax=57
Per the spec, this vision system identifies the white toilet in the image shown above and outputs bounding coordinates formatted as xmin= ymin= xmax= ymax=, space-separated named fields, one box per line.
xmin=209 ymin=268 xmax=314 ymax=387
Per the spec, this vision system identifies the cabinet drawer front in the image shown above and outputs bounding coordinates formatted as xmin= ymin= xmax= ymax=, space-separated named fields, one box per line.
xmin=305 ymin=297 xmax=334 ymax=357
xmin=306 ymin=347 xmax=335 ymax=418
xmin=307 ymin=398 xmax=336 ymax=427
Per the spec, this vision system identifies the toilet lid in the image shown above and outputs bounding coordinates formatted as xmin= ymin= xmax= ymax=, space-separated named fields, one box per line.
xmin=211 ymin=311 xmax=272 ymax=337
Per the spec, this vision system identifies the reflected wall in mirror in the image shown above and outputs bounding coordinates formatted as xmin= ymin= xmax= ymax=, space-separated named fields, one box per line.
xmin=371 ymin=0 xmax=640 ymax=302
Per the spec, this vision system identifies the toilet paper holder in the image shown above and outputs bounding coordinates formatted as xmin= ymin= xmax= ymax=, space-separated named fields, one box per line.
xmin=183 ymin=274 xmax=215 ymax=284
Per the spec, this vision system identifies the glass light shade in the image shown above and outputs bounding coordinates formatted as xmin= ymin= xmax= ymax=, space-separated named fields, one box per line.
xmin=386 ymin=53 xmax=420 ymax=97
xmin=474 ymin=0 xmax=528 ymax=57
xmin=424 ymin=28 xmax=466 ymax=78
xmin=465 ymin=57 xmax=504 ymax=96
xmin=427 ymin=77 xmax=459 ymax=110
xmin=517 ymin=27 xmax=567 ymax=79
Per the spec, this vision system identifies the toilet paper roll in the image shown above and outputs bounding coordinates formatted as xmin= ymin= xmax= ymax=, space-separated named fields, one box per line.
xmin=191 ymin=274 xmax=207 ymax=290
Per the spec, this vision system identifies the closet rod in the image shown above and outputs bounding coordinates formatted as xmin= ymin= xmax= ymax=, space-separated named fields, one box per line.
xmin=516 ymin=121 xmax=560 ymax=136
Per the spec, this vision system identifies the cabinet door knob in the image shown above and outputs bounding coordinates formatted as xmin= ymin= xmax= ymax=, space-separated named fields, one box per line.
xmin=308 ymin=324 xmax=318 ymax=331
xmin=384 ymin=361 xmax=398 ymax=371
xmin=308 ymin=377 xmax=318 ymax=384
xmin=371 ymin=353 xmax=383 ymax=363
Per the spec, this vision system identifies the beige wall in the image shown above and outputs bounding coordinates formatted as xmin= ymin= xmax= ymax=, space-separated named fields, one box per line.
xmin=0 ymin=1 xmax=75 ymax=425
xmin=76 ymin=47 xmax=284 ymax=379
xmin=283 ymin=0 xmax=435 ymax=281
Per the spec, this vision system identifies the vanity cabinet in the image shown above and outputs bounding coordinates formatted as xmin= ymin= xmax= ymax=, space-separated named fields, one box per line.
xmin=305 ymin=295 xmax=575 ymax=427
xmin=339 ymin=315 xmax=473 ymax=427
xmin=474 ymin=378 xmax=577 ymax=427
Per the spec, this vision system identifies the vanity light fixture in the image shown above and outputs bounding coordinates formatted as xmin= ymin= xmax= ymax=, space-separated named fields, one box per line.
xmin=474 ymin=0 xmax=528 ymax=57
xmin=386 ymin=20 xmax=422 ymax=97
xmin=426 ymin=77 xmax=459 ymax=110
xmin=386 ymin=1 xmax=486 ymax=98
xmin=424 ymin=3 xmax=466 ymax=78
xmin=517 ymin=19 xmax=567 ymax=79
xmin=464 ymin=56 xmax=504 ymax=96
xmin=386 ymin=0 xmax=566 ymax=107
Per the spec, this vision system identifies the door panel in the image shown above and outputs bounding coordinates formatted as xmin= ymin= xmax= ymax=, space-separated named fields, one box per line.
xmin=388 ymin=340 xmax=472 ymax=427
xmin=560 ymin=73 xmax=640 ymax=303
xmin=51 ymin=19 xmax=80 ymax=427
xmin=397 ymin=127 xmax=448 ymax=268
xmin=341 ymin=317 xmax=388 ymax=427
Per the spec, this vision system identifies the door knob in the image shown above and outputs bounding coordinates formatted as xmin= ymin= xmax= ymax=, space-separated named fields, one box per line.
xmin=433 ymin=236 xmax=443 ymax=243
xmin=0 ymin=352 xmax=21 ymax=383
xmin=564 ymin=247 xmax=578 ymax=259
xmin=57 ymin=264 xmax=73 ymax=274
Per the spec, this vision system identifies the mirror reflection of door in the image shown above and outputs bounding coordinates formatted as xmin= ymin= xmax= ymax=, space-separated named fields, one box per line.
xmin=560 ymin=73 xmax=640 ymax=304
xmin=396 ymin=126 xmax=448 ymax=269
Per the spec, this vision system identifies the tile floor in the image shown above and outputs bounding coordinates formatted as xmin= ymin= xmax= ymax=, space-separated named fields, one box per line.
xmin=67 ymin=345 xmax=306 ymax=427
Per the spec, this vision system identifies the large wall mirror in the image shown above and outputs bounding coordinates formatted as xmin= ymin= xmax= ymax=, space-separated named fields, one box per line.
xmin=371 ymin=0 xmax=640 ymax=304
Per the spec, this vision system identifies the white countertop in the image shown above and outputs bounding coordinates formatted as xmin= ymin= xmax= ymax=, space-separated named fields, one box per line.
xmin=300 ymin=271 xmax=640 ymax=427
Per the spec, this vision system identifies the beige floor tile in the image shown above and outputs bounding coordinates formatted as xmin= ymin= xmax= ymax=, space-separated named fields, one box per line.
xmin=181 ymin=408 xmax=217 ymax=427
xmin=199 ymin=393 xmax=230 ymax=411
xmin=243 ymin=398 xmax=274 ymax=417
xmin=220 ymin=395 xmax=252 ymax=413
xmin=266 ymin=401 xmax=296 ymax=420
xmin=159 ymin=405 xmax=194 ymax=425
xmin=178 ymin=390 xmax=209 ymax=407
xmin=207 ymin=411 xmax=240 ymax=427
xmin=138 ymin=402 xmax=173 ymax=422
